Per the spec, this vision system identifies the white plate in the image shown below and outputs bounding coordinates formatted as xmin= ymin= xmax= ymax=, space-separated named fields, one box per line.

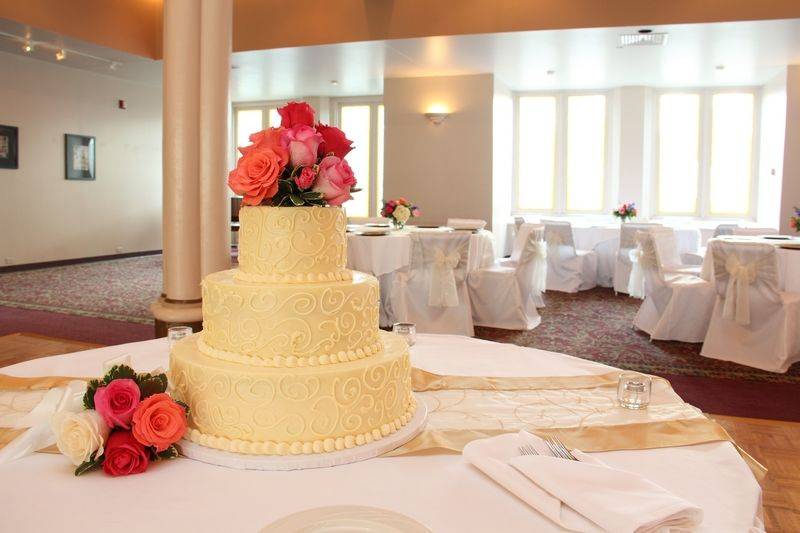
xmin=260 ymin=505 xmax=432 ymax=533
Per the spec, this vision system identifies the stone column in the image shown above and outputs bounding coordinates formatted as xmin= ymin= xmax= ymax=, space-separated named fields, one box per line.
xmin=151 ymin=0 xmax=203 ymax=336
xmin=199 ymin=0 xmax=233 ymax=278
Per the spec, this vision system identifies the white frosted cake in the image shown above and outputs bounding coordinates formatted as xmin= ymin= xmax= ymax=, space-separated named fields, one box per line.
xmin=170 ymin=206 xmax=416 ymax=455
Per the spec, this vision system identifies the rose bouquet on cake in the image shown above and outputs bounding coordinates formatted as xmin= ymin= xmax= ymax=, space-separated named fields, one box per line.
xmin=790 ymin=207 xmax=800 ymax=233
xmin=381 ymin=198 xmax=420 ymax=229
xmin=229 ymin=101 xmax=360 ymax=207
xmin=50 ymin=365 xmax=188 ymax=476
xmin=612 ymin=202 xmax=638 ymax=222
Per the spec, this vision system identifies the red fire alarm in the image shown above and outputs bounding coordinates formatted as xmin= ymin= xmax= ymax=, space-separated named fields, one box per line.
xmin=118 ymin=99 xmax=127 ymax=110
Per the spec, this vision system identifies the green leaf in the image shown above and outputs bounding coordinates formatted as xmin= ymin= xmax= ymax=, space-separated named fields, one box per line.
xmin=74 ymin=452 xmax=104 ymax=476
xmin=301 ymin=191 xmax=323 ymax=200
xmin=154 ymin=445 xmax=180 ymax=461
xmin=289 ymin=194 xmax=304 ymax=206
xmin=278 ymin=179 xmax=293 ymax=196
xmin=350 ymin=187 xmax=362 ymax=194
xmin=136 ymin=373 xmax=168 ymax=399
xmin=83 ymin=378 xmax=103 ymax=409
xmin=174 ymin=399 xmax=190 ymax=415
xmin=103 ymin=364 xmax=136 ymax=385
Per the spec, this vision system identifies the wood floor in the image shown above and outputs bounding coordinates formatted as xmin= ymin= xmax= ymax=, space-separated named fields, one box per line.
xmin=1 ymin=333 xmax=798 ymax=531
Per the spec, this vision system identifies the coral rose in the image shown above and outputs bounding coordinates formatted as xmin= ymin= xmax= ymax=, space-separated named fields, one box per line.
xmin=51 ymin=410 xmax=109 ymax=466
xmin=131 ymin=393 xmax=187 ymax=452
xmin=281 ymin=125 xmax=323 ymax=167
xmin=228 ymin=147 xmax=288 ymax=206
xmin=295 ymin=166 xmax=317 ymax=190
xmin=102 ymin=430 xmax=149 ymax=476
xmin=94 ymin=378 xmax=140 ymax=429
xmin=313 ymin=156 xmax=356 ymax=207
xmin=278 ymin=101 xmax=315 ymax=128
xmin=238 ymin=128 xmax=286 ymax=157
xmin=316 ymin=124 xmax=354 ymax=159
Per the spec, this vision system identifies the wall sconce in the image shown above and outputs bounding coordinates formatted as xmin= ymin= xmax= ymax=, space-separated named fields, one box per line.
xmin=424 ymin=104 xmax=450 ymax=125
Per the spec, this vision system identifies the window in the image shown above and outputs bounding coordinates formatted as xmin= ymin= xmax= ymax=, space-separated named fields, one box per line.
xmin=333 ymin=99 xmax=384 ymax=218
xmin=233 ymin=103 xmax=281 ymax=155
xmin=655 ymin=89 xmax=757 ymax=218
xmin=515 ymin=92 xmax=608 ymax=213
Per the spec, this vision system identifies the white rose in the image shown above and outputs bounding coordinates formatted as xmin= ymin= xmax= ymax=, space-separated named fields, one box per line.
xmin=394 ymin=204 xmax=411 ymax=224
xmin=51 ymin=410 xmax=109 ymax=465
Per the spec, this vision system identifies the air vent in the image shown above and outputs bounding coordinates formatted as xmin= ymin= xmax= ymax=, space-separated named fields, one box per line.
xmin=618 ymin=32 xmax=668 ymax=47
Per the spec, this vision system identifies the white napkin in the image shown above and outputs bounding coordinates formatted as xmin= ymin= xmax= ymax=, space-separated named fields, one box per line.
xmin=463 ymin=431 xmax=703 ymax=533
xmin=447 ymin=218 xmax=487 ymax=230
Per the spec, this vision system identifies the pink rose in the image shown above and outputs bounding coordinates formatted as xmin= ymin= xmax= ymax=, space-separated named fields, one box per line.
xmin=316 ymin=124 xmax=354 ymax=159
xmin=412 ymin=208 xmax=421 ymax=217
xmin=313 ymin=155 xmax=356 ymax=206
xmin=281 ymin=125 xmax=323 ymax=167
xmin=102 ymin=431 xmax=149 ymax=476
xmin=94 ymin=379 xmax=141 ymax=429
xmin=295 ymin=166 xmax=317 ymax=189
xmin=278 ymin=101 xmax=316 ymax=128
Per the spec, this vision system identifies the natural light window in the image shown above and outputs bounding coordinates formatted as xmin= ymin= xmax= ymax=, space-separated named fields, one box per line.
xmin=566 ymin=95 xmax=606 ymax=212
xmin=235 ymin=109 xmax=263 ymax=149
xmin=709 ymin=93 xmax=754 ymax=216
xmin=339 ymin=105 xmax=371 ymax=218
xmin=376 ymin=105 xmax=385 ymax=208
xmin=517 ymin=96 xmax=556 ymax=210
xmin=657 ymin=93 xmax=700 ymax=215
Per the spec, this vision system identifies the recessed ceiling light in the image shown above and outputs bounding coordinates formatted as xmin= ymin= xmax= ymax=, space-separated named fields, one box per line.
xmin=546 ymin=69 xmax=556 ymax=76
xmin=330 ymin=79 xmax=339 ymax=85
xmin=55 ymin=49 xmax=66 ymax=61
xmin=638 ymin=29 xmax=653 ymax=34
xmin=22 ymin=41 xmax=33 ymax=53
xmin=231 ymin=64 xmax=240 ymax=70
xmin=715 ymin=64 xmax=725 ymax=71
xmin=618 ymin=32 xmax=668 ymax=47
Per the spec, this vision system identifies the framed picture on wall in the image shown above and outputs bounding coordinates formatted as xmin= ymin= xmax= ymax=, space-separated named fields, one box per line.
xmin=0 ymin=125 xmax=18 ymax=169
xmin=65 ymin=134 xmax=96 ymax=180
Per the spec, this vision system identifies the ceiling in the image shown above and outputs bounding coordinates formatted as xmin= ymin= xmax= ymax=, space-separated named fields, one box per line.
xmin=2 ymin=17 xmax=799 ymax=101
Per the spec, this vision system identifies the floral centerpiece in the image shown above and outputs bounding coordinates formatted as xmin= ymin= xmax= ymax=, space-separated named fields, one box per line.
xmin=790 ymin=207 xmax=800 ymax=233
xmin=228 ymin=101 xmax=359 ymax=207
xmin=50 ymin=365 xmax=188 ymax=477
xmin=381 ymin=198 xmax=420 ymax=229
xmin=612 ymin=202 xmax=638 ymax=223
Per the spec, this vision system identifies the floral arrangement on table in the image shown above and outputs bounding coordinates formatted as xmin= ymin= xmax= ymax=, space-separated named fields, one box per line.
xmin=790 ymin=207 xmax=800 ymax=232
xmin=50 ymin=365 xmax=188 ymax=477
xmin=228 ymin=101 xmax=360 ymax=207
xmin=612 ymin=202 xmax=638 ymax=222
xmin=381 ymin=198 xmax=421 ymax=229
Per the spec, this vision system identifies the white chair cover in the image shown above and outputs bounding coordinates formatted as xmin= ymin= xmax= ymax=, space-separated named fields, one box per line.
xmin=632 ymin=231 xmax=716 ymax=342
xmin=701 ymin=240 xmax=800 ymax=372
xmin=650 ymin=228 xmax=702 ymax=277
xmin=390 ymin=232 xmax=474 ymax=336
xmin=731 ymin=227 xmax=779 ymax=236
xmin=468 ymin=224 xmax=544 ymax=330
xmin=613 ymin=223 xmax=661 ymax=295
xmin=513 ymin=216 xmax=525 ymax=229
xmin=713 ymin=224 xmax=738 ymax=238
xmin=447 ymin=218 xmax=487 ymax=230
xmin=542 ymin=221 xmax=597 ymax=293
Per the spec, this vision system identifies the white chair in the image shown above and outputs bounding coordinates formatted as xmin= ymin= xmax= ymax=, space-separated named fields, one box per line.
xmin=468 ymin=224 xmax=545 ymax=330
xmin=700 ymin=240 xmax=800 ymax=372
xmin=713 ymin=224 xmax=739 ymax=237
xmin=390 ymin=232 xmax=474 ymax=336
xmin=543 ymin=221 xmax=598 ymax=293
xmin=613 ymin=223 xmax=662 ymax=295
xmin=732 ymin=227 xmax=779 ymax=236
xmin=650 ymin=228 xmax=702 ymax=277
xmin=513 ymin=216 xmax=525 ymax=229
xmin=632 ymin=231 xmax=716 ymax=342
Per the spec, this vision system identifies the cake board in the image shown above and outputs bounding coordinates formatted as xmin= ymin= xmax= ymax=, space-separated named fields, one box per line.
xmin=178 ymin=396 xmax=427 ymax=470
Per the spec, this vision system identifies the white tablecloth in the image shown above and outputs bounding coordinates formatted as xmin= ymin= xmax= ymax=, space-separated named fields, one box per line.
xmin=347 ymin=228 xmax=496 ymax=277
xmin=0 ymin=335 xmax=763 ymax=532
xmin=504 ymin=223 xmax=701 ymax=287
xmin=700 ymin=237 xmax=800 ymax=293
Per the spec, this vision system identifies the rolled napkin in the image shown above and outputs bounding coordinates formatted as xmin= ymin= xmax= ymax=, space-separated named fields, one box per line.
xmin=446 ymin=218 xmax=487 ymax=231
xmin=463 ymin=430 xmax=703 ymax=533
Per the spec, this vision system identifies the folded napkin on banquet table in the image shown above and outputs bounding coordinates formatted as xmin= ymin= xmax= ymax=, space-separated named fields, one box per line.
xmin=463 ymin=431 xmax=703 ymax=533
xmin=446 ymin=218 xmax=487 ymax=231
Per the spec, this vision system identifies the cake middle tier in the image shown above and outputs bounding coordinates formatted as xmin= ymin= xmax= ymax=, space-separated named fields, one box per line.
xmin=201 ymin=269 xmax=381 ymax=366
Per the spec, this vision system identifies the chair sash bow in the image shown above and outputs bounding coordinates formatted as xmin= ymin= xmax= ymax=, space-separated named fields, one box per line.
xmin=722 ymin=255 xmax=758 ymax=325
xmin=428 ymin=248 xmax=461 ymax=307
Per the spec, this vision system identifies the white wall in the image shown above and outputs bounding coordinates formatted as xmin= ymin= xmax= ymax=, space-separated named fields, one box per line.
xmin=383 ymin=74 xmax=494 ymax=227
xmin=779 ymin=65 xmax=800 ymax=234
xmin=611 ymin=86 xmax=653 ymax=218
xmin=758 ymin=70 xmax=787 ymax=229
xmin=0 ymin=52 xmax=162 ymax=266
xmin=492 ymin=78 xmax=513 ymax=255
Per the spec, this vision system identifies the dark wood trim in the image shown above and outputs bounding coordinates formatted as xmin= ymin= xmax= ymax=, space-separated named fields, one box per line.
xmin=162 ymin=297 xmax=203 ymax=305
xmin=0 ymin=250 xmax=162 ymax=273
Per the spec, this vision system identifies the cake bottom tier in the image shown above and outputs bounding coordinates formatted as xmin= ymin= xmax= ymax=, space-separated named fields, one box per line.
xmin=170 ymin=331 xmax=416 ymax=456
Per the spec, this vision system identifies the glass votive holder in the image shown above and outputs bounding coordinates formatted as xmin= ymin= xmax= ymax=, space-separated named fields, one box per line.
xmin=168 ymin=326 xmax=194 ymax=348
xmin=392 ymin=322 xmax=417 ymax=346
xmin=617 ymin=372 xmax=652 ymax=410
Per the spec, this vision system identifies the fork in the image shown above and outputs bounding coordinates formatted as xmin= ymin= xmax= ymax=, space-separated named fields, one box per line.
xmin=545 ymin=436 xmax=578 ymax=461
xmin=518 ymin=444 xmax=539 ymax=456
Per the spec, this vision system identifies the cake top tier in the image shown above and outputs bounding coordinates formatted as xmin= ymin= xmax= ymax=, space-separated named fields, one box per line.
xmin=237 ymin=206 xmax=348 ymax=280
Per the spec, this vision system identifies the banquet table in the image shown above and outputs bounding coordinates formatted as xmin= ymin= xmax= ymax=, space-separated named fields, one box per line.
xmin=504 ymin=222 xmax=702 ymax=287
xmin=700 ymin=236 xmax=800 ymax=292
xmin=0 ymin=335 xmax=763 ymax=532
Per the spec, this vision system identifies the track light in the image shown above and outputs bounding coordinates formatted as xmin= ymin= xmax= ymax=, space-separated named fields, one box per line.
xmin=23 ymin=41 xmax=33 ymax=53
xmin=55 ymin=49 xmax=66 ymax=61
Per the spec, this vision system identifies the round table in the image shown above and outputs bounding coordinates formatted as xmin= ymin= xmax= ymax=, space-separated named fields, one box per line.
xmin=0 ymin=335 xmax=763 ymax=532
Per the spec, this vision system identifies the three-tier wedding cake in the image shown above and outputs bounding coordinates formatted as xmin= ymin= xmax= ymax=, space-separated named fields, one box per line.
xmin=170 ymin=206 xmax=416 ymax=456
